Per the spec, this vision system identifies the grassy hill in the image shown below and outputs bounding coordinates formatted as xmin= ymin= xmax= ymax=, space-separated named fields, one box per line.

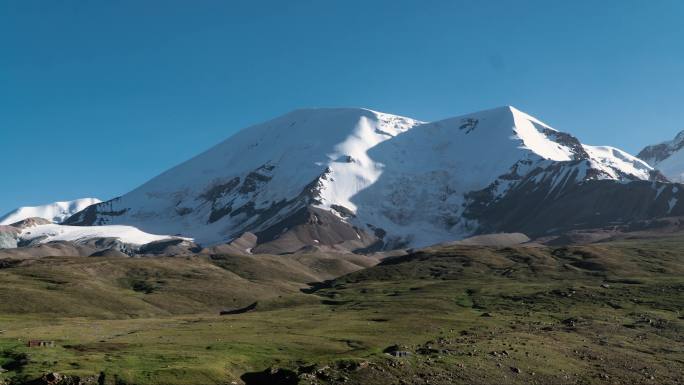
xmin=0 ymin=252 xmax=377 ymax=318
xmin=0 ymin=238 xmax=682 ymax=384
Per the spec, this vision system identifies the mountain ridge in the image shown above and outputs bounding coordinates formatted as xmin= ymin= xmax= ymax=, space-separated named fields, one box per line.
xmin=638 ymin=129 xmax=684 ymax=182
xmin=0 ymin=197 xmax=102 ymax=225
xmin=63 ymin=105 xmax=668 ymax=252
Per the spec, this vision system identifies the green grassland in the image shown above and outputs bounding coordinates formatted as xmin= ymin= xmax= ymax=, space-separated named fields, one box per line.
xmin=0 ymin=238 xmax=682 ymax=384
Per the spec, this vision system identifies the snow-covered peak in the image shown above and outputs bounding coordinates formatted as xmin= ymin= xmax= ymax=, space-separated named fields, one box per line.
xmin=638 ymin=130 xmax=684 ymax=182
xmin=18 ymin=223 xmax=184 ymax=246
xmin=432 ymin=105 xmax=580 ymax=161
xmin=583 ymin=145 xmax=654 ymax=180
xmin=127 ymin=107 xmax=420 ymax=197
xmin=0 ymin=198 xmax=102 ymax=225
xmin=65 ymin=106 xmax=655 ymax=249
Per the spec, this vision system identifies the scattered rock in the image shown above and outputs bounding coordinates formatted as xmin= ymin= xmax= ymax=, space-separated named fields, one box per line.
xmin=22 ymin=372 xmax=98 ymax=385
xmin=561 ymin=317 xmax=583 ymax=328
xmin=551 ymin=288 xmax=577 ymax=297
xmin=43 ymin=372 xmax=64 ymax=385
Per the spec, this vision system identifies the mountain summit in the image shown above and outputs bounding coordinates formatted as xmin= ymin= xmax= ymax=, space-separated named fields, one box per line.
xmin=0 ymin=198 xmax=102 ymax=225
xmin=638 ymin=130 xmax=684 ymax=182
xmin=66 ymin=106 xmax=667 ymax=252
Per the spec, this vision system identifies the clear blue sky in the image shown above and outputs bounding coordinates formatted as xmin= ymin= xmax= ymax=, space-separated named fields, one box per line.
xmin=2 ymin=0 xmax=684 ymax=214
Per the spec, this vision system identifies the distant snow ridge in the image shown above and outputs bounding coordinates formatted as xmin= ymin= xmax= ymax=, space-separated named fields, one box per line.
xmin=583 ymin=145 xmax=653 ymax=181
xmin=638 ymin=130 xmax=684 ymax=182
xmin=18 ymin=223 xmax=181 ymax=246
xmin=64 ymin=106 xmax=659 ymax=249
xmin=0 ymin=198 xmax=102 ymax=225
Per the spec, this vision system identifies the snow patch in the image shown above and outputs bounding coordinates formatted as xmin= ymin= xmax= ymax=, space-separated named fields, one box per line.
xmin=668 ymin=197 xmax=678 ymax=214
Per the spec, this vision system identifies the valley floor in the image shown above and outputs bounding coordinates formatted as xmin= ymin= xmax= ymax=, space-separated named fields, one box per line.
xmin=0 ymin=238 xmax=683 ymax=385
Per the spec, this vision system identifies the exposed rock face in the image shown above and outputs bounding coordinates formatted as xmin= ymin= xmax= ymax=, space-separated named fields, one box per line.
xmin=639 ymin=143 xmax=674 ymax=164
xmin=20 ymin=371 xmax=98 ymax=385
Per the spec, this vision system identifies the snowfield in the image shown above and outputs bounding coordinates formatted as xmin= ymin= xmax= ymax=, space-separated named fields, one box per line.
xmin=19 ymin=223 xmax=183 ymax=246
xmin=583 ymin=145 xmax=653 ymax=180
xmin=639 ymin=130 xmax=684 ymax=182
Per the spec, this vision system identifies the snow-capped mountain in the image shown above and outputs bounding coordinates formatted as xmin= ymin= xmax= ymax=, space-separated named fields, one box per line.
xmin=0 ymin=198 xmax=102 ymax=225
xmin=66 ymin=106 xmax=663 ymax=251
xmin=638 ymin=130 xmax=684 ymax=182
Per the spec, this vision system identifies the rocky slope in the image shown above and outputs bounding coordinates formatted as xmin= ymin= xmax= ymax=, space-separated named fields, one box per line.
xmin=65 ymin=106 xmax=664 ymax=251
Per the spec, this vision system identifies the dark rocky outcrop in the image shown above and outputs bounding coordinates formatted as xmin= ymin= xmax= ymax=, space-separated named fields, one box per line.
xmin=220 ymin=301 xmax=258 ymax=315
xmin=638 ymin=131 xmax=684 ymax=165
xmin=63 ymin=198 xmax=127 ymax=226
xmin=138 ymin=238 xmax=201 ymax=256
xmin=466 ymin=167 xmax=684 ymax=238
